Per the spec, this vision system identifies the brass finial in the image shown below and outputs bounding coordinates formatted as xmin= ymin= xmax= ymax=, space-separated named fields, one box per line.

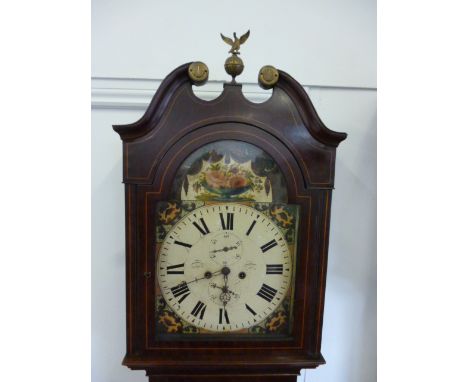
xmin=188 ymin=61 xmax=209 ymax=86
xmin=220 ymin=30 xmax=250 ymax=82
xmin=258 ymin=65 xmax=279 ymax=89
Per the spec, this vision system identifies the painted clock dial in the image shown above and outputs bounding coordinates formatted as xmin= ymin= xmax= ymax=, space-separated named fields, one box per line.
xmin=157 ymin=203 xmax=292 ymax=332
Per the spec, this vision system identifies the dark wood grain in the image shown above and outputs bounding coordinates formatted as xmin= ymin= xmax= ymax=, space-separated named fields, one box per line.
xmin=113 ymin=62 xmax=346 ymax=381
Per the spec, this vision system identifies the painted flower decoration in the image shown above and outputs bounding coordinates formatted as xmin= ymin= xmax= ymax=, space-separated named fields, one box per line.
xmin=229 ymin=175 xmax=248 ymax=189
xmin=266 ymin=310 xmax=287 ymax=333
xmin=158 ymin=310 xmax=183 ymax=333
xmin=270 ymin=205 xmax=294 ymax=228
xmin=205 ymin=170 xmax=228 ymax=189
xmin=186 ymin=156 xmax=271 ymax=201
xmin=158 ymin=202 xmax=181 ymax=225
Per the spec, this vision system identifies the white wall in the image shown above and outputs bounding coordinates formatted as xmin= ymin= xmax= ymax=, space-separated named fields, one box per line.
xmin=92 ymin=1 xmax=376 ymax=381
xmin=92 ymin=0 xmax=376 ymax=89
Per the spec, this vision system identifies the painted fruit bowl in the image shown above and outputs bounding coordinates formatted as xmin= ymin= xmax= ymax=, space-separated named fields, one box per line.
xmin=201 ymin=171 xmax=252 ymax=198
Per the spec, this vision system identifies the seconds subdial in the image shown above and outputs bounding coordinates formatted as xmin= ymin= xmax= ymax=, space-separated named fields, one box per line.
xmin=209 ymin=231 xmax=243 ymax=266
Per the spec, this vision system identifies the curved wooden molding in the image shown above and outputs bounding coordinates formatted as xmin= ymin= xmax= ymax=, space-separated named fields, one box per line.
xmin=113 ymin=63 xmax=347 ymax=147
xmin=113 ymin=63 xmax=192 ymax=141
xmin=277 ymin=70 xmax=347 ymax=147
xmin=113 ymin=62 xmax=347 ymax=188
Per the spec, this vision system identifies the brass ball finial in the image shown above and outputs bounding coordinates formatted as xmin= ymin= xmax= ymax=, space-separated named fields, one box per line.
xmin=188 ymin=61 xmax=209 ymax=86
xmin=220 ymin=30 xmax=250 ymax=82
xmin=258 ymin=65 xmax=279 ymax=89
xmin=224 ymin=54 xmax=244 ymax=82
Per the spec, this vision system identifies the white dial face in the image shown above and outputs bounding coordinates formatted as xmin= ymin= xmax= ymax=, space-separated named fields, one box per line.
xmin=157 ymin=203 xmax=292 ymax=332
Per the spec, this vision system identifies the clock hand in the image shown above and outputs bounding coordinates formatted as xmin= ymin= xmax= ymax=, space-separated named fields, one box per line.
xmin=184 ymin=269 xmax=223 ymax=286
xmin=210 ymin=245 xmax=239 ymax=254
xmin=221 ymin=268 xmax=232 ymax=306
xmin=183 ymin=275 xmax=208 ymax=286
xmin=209 ymin=282 xmax=240 ymax=298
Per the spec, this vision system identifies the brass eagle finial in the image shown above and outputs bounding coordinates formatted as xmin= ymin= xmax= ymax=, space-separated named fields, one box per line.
xmin=220 ymin=30 xmax=250 ymax=55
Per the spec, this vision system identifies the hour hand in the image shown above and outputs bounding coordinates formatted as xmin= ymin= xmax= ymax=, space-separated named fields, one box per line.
xmin=210 ymin=245 xmax=238 ymax=254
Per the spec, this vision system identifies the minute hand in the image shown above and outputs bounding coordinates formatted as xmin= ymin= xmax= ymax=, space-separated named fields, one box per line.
xmin=184 ymin=269 xmax=223 ymax=285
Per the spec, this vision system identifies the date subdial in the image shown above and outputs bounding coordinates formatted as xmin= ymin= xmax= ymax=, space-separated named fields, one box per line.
xmin=209 ymin=232 xmax=243 ymax=266
xmin=208 ymin=281 xmax=241 ymax=306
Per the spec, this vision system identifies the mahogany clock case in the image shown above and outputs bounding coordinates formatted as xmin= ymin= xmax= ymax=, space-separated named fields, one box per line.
xmin=113 ymin=63 xmax=346 ymax=380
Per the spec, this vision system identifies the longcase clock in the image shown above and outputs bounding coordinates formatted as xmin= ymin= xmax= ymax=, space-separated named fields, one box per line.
xmin=113 ymin=32 xmax=347 ymax=382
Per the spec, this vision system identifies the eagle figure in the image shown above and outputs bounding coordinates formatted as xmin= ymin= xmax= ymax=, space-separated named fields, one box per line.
xmin=220 ymin=30 xmax=250 ymax=55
